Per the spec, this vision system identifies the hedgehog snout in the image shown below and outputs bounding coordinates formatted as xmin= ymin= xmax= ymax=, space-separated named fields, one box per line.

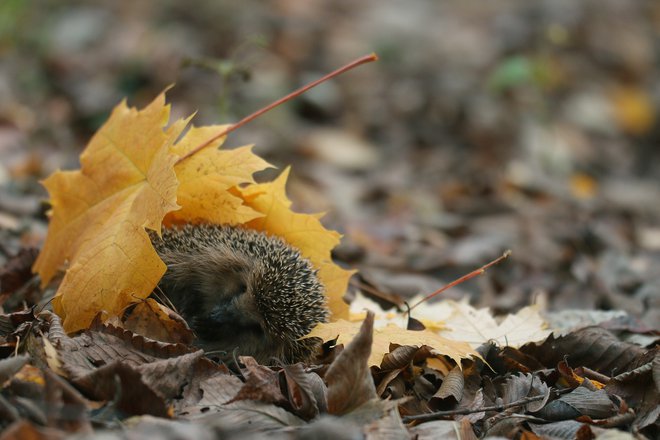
xmin=206 ymin=293 xmax=262 ymax=328
xmin=208 ymin=301 xmax=240 ymax=325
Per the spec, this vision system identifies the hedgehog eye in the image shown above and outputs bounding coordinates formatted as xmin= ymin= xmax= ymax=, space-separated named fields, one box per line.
xmin=222 ymin=277 xmax=247 ymax=298
xmin=236 ymin=281 xmax=247 ymax=296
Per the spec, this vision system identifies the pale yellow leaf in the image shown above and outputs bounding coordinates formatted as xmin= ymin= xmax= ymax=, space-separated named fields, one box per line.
xmin=438 ymin=301 xmax=552 ymax=348
xmin=306 ymin=318 xmax=477 ymax=367
xmin=42 ymin=336 xmax=64 ymax=376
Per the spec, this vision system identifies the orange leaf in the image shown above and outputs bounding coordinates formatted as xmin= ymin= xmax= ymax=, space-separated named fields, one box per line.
xmin=165 ymin=125 xmax=272 ymax=226
xmin=33 ymin=93 xmax=187 ymax=332
xmin=236 ymin=167 xmax=354 ymax=320
xmin=306 ymin=318 xmax=478 ymax=367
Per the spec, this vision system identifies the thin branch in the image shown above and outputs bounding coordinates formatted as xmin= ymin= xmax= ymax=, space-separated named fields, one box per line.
xmin=409 ymin=250 xmax=511 ymax=311
xmin=176 ymin=53 xmax=379 ymax=164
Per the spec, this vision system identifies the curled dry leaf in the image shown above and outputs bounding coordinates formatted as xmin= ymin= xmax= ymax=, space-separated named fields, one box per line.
xmin=122 ymin=298 xmax=194 ymax=345
xmin=431 ymin=366 xmax=464 ymax=404
xmin=227 ymin=356 xmax=287 ymax=405
xmin=42 ymin=368 xmax=93 ymax=434
xmin=29 ymin=311 xmax=195 ymax=383
xmin=75 ymin=361 xmax=171 ymax=418
xmin=282 ymin=362 xmax=328 ymax=418
xmin=501 ymin=373 xmax=550 ymax=413
xmin=325 ymin=311 xmax=377 ymax=415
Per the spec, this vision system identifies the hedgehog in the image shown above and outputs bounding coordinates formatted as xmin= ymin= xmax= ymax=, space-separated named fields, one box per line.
xmin=150 ymin=224 xmax=328 ymax=363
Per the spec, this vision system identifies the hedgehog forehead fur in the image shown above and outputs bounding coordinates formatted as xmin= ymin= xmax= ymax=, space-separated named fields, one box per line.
xmin=151 ymin=224 xmax=328 ymax=361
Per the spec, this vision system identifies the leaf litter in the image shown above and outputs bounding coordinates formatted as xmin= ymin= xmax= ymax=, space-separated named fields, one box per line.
xmin=1 ymin=2 xmax=660 ymax=437
xmin=1 ymin=87 xmax=659 ymax=440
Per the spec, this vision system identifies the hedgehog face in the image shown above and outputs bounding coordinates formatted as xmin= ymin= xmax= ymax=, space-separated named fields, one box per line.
xmin=157 ymin=245 xmax=270 ymax=358
xmin=152 ymin=225 xmax=329 ymax=363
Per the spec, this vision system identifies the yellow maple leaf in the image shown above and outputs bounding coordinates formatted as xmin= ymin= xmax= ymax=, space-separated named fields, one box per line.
xmin=33 ymin=93 xmax=187 ymax=332
xmin=236 ymin=167 xmax=354 ymax=320
xmin=34 ymin=89 xmax=354 ymax=334
xmin=306 ymin=318 xmax=478 ymax=367
xmin=165 ymin=125 xmax=272 ymax=226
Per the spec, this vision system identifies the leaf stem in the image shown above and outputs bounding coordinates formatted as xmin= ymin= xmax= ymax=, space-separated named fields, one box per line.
xmin=176 ymin=53 xmax=379 ymax=164
xmin=408 ymin=250 xmax=511 ymax=311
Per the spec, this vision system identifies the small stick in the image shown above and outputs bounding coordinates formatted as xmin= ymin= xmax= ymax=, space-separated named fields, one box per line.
xmin=402 ymin=387 xmax=570 ymax=423
xmin=176 ymin=53 xmax=379 ymax=164
xmin=408 ymin=250 xmax=511 ymax=312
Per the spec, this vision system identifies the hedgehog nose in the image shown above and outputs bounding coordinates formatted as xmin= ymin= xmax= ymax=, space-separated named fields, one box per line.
xmin=209 ymin=301 xmax=240 ymax=325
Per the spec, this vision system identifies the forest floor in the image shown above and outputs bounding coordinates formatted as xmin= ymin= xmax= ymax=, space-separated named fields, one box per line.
xmin=0 ymin=1 xmax=658 ymax=439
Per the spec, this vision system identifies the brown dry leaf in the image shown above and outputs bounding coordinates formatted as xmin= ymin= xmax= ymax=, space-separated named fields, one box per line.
xmin=122 ymin=298 xmax=194 ymax=345
xmin=432 ymin=365 xmax=464 ymax=403
xmin=236 ymin=167 xmax=354 ymax=320
xmin=228 ymin=356 xmax=287 ymax=405
xmin=325 ymin=311 xmax=377 ymax=415
xmin=180 ymin=367 xmax=305 ymax=431
xmin=75 ymin=361 xmax=171 ymax=418
xmin=282 ymin=362 xmax=327 ymax=418
xmin=520 ymin=326 xmax=652 ymax=375
xmin=0 ymin=248 xmax=38 ymax=297
xmin=43 ymin=369 xmax=93 ymax=434
xmin=536 ymin=386 xmax=618 ymax=420
xmin=502 ymin=373 xmax=550 ymax=413
xmin=306 ymin=316 xmax=478 ymax=367
xmin=165 ymin=125 xmax=271 ymax=226
xmin=33 ymin=93 xmax=188 ymax=332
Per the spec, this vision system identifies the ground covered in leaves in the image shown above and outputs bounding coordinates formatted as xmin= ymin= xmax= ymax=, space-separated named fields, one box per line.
xmin=0 ymin=1 xmax=659 ymax=439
